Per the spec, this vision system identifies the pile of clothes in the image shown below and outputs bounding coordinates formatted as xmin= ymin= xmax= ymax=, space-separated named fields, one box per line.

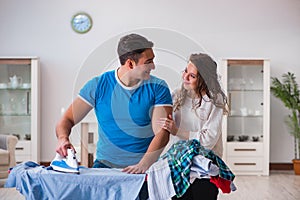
xmin=147 ymin=139 xmax=236 ymax=200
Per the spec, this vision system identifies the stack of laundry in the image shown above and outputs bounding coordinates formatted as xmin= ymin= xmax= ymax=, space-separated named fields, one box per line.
xmin=147 ymin=139 xmax=236 ymax=200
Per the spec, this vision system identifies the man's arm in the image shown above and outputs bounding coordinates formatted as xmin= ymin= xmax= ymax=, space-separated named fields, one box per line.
xmin=123 ymin=105 xmax=172 ymax=173
xmin=56 ymin=97 xmax=92 ymax=156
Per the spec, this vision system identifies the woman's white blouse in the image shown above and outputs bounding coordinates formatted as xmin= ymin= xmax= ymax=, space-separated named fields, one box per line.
xmin=167 ymin=95 xmax=224 ymax=158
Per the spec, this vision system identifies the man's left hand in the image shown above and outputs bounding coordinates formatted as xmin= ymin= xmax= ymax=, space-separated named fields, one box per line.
xmin=122 ymin=163 xmax=148 ymax=174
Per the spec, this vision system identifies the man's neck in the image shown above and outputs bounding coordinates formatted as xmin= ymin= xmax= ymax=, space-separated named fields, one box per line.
xmin=117 ymin=66 xmax=140 ymax=87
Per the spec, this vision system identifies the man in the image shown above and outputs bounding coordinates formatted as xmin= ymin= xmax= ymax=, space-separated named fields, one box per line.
xmin=55 ymin=33 xmax=172 ymax=175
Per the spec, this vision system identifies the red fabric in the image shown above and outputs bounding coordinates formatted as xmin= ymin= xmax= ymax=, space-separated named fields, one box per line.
xmin=210 ymin=176 xmax=231 ymax=193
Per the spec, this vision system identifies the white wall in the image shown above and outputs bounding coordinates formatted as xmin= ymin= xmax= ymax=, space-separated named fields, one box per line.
xmin=0 ymin=0 xmax=299 ymax=162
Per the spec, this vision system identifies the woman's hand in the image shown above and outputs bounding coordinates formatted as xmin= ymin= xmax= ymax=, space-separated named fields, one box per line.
xmin=157 ymin=114 xmax=178 ymax=135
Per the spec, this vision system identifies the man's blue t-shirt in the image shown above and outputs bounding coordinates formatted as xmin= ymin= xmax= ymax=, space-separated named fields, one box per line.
xmin=79 ymin=69 xmax=172 ymax=167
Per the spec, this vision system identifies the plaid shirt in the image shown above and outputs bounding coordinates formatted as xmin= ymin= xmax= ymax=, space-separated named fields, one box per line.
xmin=161 ymin=139 xmax=235 ymax=197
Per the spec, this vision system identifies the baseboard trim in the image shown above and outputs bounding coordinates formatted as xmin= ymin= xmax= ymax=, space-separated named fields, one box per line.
xmin=40 ymin=162 xmax=50 ymax=166
xmin=270 ymin=163 xmax=293 ymax=170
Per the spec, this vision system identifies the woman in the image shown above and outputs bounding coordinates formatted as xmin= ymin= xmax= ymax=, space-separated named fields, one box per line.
xmin=158 ymin=53 xmax=228 ymax=200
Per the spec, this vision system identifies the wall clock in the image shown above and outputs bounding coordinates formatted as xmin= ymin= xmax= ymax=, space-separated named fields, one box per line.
xmin=71 ymin=12 xmax=93 ymax=34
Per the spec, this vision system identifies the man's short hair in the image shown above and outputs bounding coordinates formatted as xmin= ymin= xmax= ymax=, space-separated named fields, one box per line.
xmin=117 ymin=33 xmax=154 ymax=65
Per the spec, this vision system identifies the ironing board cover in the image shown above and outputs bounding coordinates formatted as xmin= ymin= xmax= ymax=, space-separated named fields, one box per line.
xmin=5 ymin=161 xmax=146 ymax=200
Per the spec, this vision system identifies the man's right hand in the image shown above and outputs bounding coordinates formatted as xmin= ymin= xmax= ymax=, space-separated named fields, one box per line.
xmin=55 ymin=98 xmax=92 ymax=157
xmin=56 ymin=136 xmax=75 ymax=157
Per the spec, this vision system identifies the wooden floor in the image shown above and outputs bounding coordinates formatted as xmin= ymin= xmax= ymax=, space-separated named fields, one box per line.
xmin=219 ymin=170 xmax=300 ymax=200
xmin=0 ymin=170 xmax=300 ymax=200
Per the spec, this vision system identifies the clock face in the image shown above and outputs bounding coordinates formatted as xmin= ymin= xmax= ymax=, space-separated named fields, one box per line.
xmin=71 ymin=13 xmax=92 ymax=34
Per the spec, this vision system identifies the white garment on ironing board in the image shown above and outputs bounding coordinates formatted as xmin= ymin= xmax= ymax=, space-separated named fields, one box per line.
xmin=147 ymin=159 xmax=175 ymax=200
xmin=147 ymin=155 xmax=220 ymax=200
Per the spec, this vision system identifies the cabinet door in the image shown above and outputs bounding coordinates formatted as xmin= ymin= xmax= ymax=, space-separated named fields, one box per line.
xmin=0 ymin=58 xmax=40 ymax=163
xmin=15 ymin=140 xmax=31 ymax=163
xmin=0 ymin=59 xmax=32 ymax=140
xmin=227 ymin=60 xmax=264 ymax=142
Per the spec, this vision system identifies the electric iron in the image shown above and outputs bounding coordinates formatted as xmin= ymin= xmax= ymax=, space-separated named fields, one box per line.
xmin=50 ymin=148 xmax=79 ymax=174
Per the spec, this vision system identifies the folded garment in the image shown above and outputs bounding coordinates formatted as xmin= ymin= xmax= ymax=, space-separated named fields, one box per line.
xmin=189 ymin=155 xmax=219 ymax=182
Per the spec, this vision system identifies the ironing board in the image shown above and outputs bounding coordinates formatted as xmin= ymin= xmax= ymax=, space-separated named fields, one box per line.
xmin=5 ymin=161 xmax=146 ymax=200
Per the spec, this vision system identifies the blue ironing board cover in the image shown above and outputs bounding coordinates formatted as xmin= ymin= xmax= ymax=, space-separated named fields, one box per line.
xmin=5 ymin=161 xmax=146 ymax=200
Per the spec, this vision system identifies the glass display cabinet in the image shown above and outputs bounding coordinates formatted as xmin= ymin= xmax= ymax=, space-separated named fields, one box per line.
xmin=221 ymin=59 xmax=270 ymax=175
xmin=0 ymin=57 xmax=40 ymax=163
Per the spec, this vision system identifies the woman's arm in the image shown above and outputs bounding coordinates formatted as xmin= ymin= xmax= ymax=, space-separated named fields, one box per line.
xmin=158 ymin=104 xmax=224 ymax=149
xmin=189 ymin=105 xmax=223 ymax=149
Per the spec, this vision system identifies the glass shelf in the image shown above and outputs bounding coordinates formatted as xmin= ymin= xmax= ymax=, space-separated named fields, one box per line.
xmin=0 ymin=88 xmax=31 ymax=90
xmin=0 ymin=88 xmax=31 ymax=117
xmin=228 ymin=118 xmax=263 ymax=133
xmin=226 ymin=141 xmax=263 ymax=143
xmin=229 ymin=115 xmax=263 ymax=118
xmin=228 ymin=89 xmax=263 ymax=92
xmin=0 ymin=114 xmax=31 ymax=116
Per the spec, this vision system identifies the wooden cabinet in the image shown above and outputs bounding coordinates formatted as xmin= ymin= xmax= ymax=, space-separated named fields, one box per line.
xmin=221 ymin=59 xmax=270 ymax=175
xmin=15 ymin=140 xmax=32 ymax=162
xmin=0 ymin=57 xmax=40 ymax=163
xmin=80 ymin=112 xmax=97 ymax=167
